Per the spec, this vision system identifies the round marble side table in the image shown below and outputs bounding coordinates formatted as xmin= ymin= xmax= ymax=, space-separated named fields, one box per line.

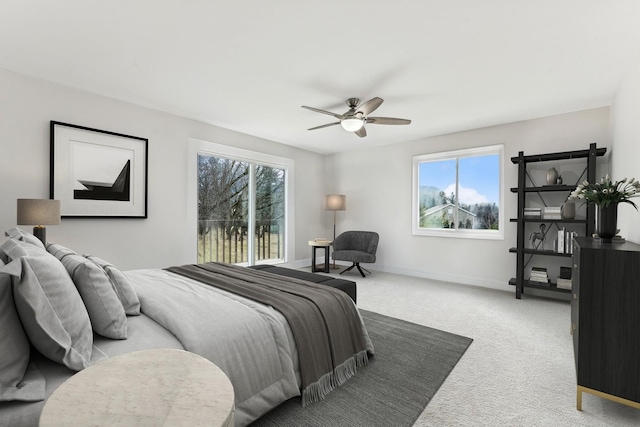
xmin=39 ymin=349 xmax=235 ymax=427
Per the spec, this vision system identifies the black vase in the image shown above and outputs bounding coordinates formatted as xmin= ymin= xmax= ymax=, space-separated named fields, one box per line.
xmin=597 ymin=203 xmax=618 ymax=241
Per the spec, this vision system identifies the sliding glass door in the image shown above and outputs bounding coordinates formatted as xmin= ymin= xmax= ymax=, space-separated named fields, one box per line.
xmin=197 ymin=154 xmax=285 ymax=265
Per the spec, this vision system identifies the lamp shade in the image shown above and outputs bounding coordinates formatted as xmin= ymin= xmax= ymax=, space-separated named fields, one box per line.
xmin=17 ymin=199 xmax=61 ymax=226
xmin=324 ymin=194 xmax=346 ymax=211
xmin=340 ymin=118 xmax=364 ymax=132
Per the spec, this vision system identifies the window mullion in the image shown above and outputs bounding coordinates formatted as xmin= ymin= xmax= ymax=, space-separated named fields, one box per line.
xmin=455 ymin=158 xmax=459 ymax=230
xmin=247 ymin=163 xmax=256 ymax=266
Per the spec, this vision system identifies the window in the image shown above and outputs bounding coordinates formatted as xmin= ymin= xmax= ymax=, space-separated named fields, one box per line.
xmin=412 ymin=144 xmax=504 ymax=239
xmin=187 ymin=139 xmax=294 ymax=265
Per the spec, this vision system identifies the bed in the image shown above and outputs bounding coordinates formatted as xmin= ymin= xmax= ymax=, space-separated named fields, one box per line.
xmin=0 ymin=229 xmax=374 ymax=426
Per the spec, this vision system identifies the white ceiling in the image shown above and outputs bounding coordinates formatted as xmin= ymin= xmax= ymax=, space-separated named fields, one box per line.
xmin=2 ymin=1 xmax=640 ymax=155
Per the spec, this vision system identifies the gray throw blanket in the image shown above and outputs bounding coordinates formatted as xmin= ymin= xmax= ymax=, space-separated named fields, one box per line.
xmin=167 ymin=262 xmax=369 ymax=405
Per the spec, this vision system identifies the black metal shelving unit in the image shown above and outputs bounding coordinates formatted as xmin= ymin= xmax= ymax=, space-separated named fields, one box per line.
xmin=510 ymin=143 xmax=606 ymax=299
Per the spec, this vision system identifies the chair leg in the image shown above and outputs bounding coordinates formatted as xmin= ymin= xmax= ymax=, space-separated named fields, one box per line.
xmin=340 ymin=262 xmax=371 ymax=277
xmin=339 ymin=263 xmax=356 ymax=275
xmin=359 ymin=265 xmax=371 ymax=275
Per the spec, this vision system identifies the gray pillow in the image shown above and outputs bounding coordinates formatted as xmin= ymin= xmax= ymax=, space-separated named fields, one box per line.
xmin=5 ymin=227 xmax=45 ymax=250
xmin=60 ymin=254 xmax=127 ymax=339
xmin=0 ymin=259 xmax=46 ymax=402
xmin=0 ymin=239 xmax=94 ymax=371
xmin=84 ymin=255 xmax=141 ymax=316
xmin=46 ymin=242 xmax=77 ymax=260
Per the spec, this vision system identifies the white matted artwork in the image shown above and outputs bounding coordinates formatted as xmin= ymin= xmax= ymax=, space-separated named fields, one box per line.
xmin=50 ymin=121 xmax=148 ymax=218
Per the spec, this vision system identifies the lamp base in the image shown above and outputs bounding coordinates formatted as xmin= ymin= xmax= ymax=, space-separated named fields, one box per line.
xmin=33 ymin=226 xmax=46 ymax=244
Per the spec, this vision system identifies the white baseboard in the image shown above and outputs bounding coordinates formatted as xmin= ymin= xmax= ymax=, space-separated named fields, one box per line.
xmin=375 ymin=265 xmax=511 ymax=292
xmin=285 ymin=258 xmax=510 ymax=293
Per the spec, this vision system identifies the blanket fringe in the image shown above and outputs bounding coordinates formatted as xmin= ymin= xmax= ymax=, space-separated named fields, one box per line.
xmin=301 ymin=350 xmax=369 ymax=406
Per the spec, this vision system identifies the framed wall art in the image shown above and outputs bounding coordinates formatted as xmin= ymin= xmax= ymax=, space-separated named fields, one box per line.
xmin=50 ymin=121 xmax=148 ymax=218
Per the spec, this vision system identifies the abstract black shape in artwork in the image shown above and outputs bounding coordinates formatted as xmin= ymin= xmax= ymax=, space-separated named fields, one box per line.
xmin=74 ymin=160 xmax=131 ymax=201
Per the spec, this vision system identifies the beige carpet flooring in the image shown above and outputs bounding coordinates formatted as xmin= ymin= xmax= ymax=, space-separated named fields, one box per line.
xmin=309 ymin=267 xmax=640 ymax=427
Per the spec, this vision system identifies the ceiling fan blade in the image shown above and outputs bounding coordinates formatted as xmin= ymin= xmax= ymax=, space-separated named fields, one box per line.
xmin=301 ymin=105 xmax=343 ymax=119
xmin=357 ymin=97 xmax=384 ymax=116
xmin=366 ymin=117 xmax=411 ymax=125
xmin=308 ymin=122 xmax=340 ymax=131
xmin=355 ymin=127 xmax=367 ymax=138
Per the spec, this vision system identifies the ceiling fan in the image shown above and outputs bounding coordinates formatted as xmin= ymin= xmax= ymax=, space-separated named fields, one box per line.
xmin=301 ymin=97 xmax=411 ymax=137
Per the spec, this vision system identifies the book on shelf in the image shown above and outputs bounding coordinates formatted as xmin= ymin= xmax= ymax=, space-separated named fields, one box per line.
xmin=556 ymin=278 xmax=572 ymax=290
xmin=543 ymin=207 xmax=562 ymax=219
xmin=567 ymin=231 xmax=577 ymax=253
xmin=529 ymin=266 xmax=549 ymax=283
xmin=528 ymin=278 xmax=550 ymax=286
xmin=524 ymin=207 xmax=542 ymax=218
xmin=529 ymin=271 xmax=548 ymax=277
xmin=529 ymin=277 xmax=549 ymax=284
xmin=557 ymin=227 xmax=565 ymax=253
xmin=556 ymin=229 xmax=578 ymax=253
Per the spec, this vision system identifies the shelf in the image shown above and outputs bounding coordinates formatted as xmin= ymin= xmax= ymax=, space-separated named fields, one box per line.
xmin=509 ymin=247 xmax=573 ymax=257
xmin=510 ymin=185 xmax=576 ymax=193
xmin=510 ymin=147 xmax=606 ymax=164
xmin=511 ymin=144 xmax=603 ymax=299
xmin=509 ymin=278 xmax=571 ymax=294
xmin=510 ymin=218 xmax=587 ymax=223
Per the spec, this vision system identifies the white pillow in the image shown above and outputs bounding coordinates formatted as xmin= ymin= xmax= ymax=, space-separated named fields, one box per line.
xmin=0 ymin=239 xmax=95 ymax=371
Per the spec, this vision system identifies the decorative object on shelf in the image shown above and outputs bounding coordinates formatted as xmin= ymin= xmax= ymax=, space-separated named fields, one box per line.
xmin=556 ymin=176 xmax=563 ymax=185
xmin=561 ymin=202 xmax=576 ymax=219
xmin=556 ymin=277 xmax=572 ymax=290
xmin=529 ymin=223 xmax=546 ymax=249
xmin=570 ymin=174 xmax=639 ymax=241
xmin=597 ymin=203 xmax=618 ymax=240
xmin=16 ymin=199 xmax=61 ymax=244
xmin=546 ymin=167 xmax=559 ymax=185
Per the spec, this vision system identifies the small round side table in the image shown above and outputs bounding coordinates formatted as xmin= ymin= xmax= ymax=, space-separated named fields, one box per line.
xmin=39 ymin=349 xmax=235 ymax=427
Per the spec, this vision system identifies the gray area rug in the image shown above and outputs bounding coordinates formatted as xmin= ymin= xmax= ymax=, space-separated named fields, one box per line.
xmin=250 ymin=309 xmax=473 ymax=427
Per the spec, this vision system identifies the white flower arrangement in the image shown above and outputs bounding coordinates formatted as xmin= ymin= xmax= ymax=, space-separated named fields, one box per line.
xmin=570 ymin=174 xmax=640 ymax=210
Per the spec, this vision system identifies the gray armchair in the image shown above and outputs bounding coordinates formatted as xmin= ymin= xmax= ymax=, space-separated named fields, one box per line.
xmin=332 ymin=231 xmax=379 ymax=277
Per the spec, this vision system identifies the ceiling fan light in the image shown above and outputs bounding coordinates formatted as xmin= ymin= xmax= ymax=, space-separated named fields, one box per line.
xmin=341 ymin=118 xmax=364 ymax=132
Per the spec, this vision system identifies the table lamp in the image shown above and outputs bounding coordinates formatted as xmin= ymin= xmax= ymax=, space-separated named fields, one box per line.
xmin=17 ymin=199 xmax=61 ymax=244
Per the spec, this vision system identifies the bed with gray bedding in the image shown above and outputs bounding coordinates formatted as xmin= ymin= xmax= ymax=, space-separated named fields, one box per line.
xmin=0 ymin=230 xmax=374 ymax=426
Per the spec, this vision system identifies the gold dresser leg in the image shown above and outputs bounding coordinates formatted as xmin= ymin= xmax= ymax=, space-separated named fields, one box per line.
xmin=577 ymin=385 xmax=640 ymax=411
xmin=576 ymin=386 xmax=583 ymax=411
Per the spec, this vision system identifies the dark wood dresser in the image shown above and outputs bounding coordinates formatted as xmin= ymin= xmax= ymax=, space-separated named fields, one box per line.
xmin=572 ymin=236 xmax=640 ymax=410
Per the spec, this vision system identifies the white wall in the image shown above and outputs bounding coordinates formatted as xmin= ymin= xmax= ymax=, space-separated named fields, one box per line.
xmin=611 ymin=53 xmax=640 ymax=244
xmin=325 ymin=108 xmax=610 ymax=291
xmin=0 ymin=69 xmax=326 ymax=270
xmin=1 ymin=66 xmax=624 ymax=292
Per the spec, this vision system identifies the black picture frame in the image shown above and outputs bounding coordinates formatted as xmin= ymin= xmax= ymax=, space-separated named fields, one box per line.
xmin=50 ymin=121 xmax=148 ymax=218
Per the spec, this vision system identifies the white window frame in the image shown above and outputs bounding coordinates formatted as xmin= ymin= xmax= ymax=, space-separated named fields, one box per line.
xmin=411 ymin=144 xmax=504 ymax=240
xmin=187 ymin=138 xmax=295 ymax=264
